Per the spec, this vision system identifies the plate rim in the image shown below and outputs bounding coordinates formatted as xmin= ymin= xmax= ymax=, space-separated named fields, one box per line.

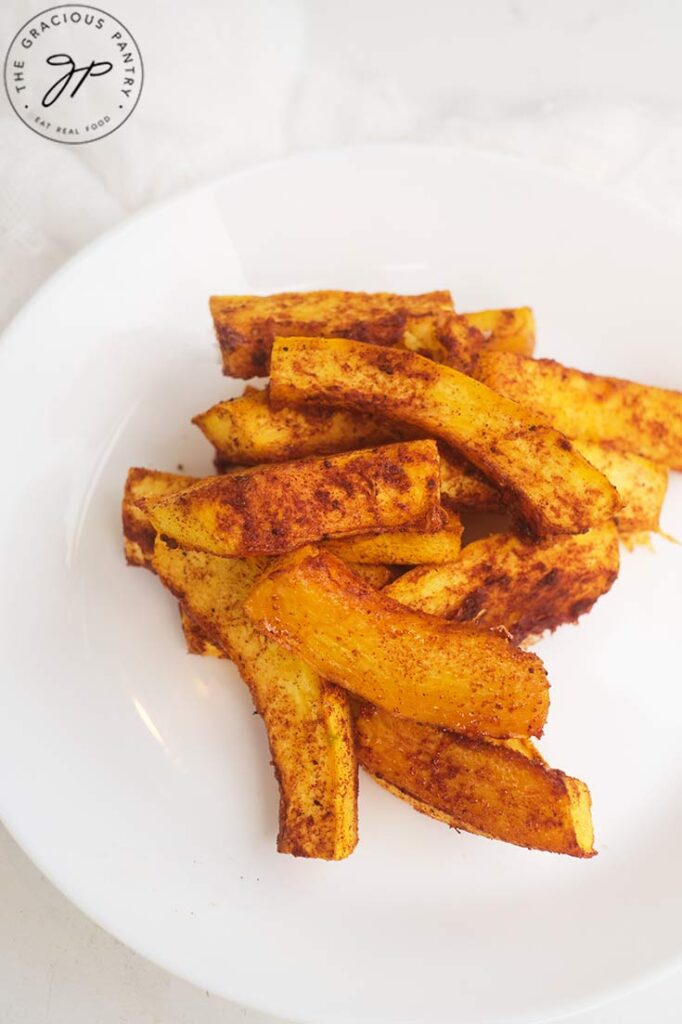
xmin=0 ymin=139 xmax=675 ymax=356
xmin=1 ymin=140 xmax=681 ymax=1023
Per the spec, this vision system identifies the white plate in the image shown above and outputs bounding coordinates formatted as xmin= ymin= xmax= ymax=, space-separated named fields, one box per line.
xmin=0 ymin=145 xmax=681 ymax=1024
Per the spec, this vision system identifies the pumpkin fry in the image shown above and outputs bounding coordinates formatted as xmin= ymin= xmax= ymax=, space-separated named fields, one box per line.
xmin=269 ymin=336 xmax=620 ymax=536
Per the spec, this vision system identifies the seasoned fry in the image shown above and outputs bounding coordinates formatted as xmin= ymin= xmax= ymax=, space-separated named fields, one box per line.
xmin=123 ymin=467 xmax=197 ymax=567
xmin=122 ymin=271 xmax=670 ymax=866
xmin=438 ymin=442 xmax=667 ymax=534
xmin=176 ymin=553 xmax=594 ymax=856
xmin=463 ymin=307 xmax=536 ymax=357
xmin=386 ymin=523 xmax=619 ymax=643
xmin=354 ymin=703 xmax=594 ymax=857
xmin=197 ymin=387 xmax=615 ymax=528
xmin=211 ymin=290 xmax=454 ymax=378
xmin=323 ymin=512 xmax=463 ymax=565
xmin=209 ymin=290 xmax=543 ymax=377
xmin=138 ymin=440 xmax=443 ymax=558
xmin=269 ymin=337 xmax=620 ymax=536
xmin=245 ymin=545 xmax=549 ymax=738
xmin=153 ymin=539 xmax=358 ymax=860
xmin=124 ymin=468 xmax=394 ymax=593
xmin=193 ymin=387 xmax=403 ymax=465
xmin=475 ymin=350 xmax=682 ymax=470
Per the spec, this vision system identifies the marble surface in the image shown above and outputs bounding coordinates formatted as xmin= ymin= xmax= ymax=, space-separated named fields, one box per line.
xmin=1 ymin=0 xmax=681 ymax=1020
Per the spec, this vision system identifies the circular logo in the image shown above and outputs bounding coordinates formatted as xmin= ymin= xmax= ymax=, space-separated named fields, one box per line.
xmin=3 ymin=4 xmax=143 ymax=144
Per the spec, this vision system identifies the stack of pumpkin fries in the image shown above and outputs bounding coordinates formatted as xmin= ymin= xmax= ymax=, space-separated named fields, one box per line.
xmin=122 ymin=290 xmax=679 ymax=861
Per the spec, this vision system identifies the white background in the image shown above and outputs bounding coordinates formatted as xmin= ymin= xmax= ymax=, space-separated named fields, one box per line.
xmin=1 ymin=1 xmax=682 ymax=1021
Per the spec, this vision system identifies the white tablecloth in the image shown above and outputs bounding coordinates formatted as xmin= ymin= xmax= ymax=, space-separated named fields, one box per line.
xmin=1 ymin=1 xmax=681 ymax=1020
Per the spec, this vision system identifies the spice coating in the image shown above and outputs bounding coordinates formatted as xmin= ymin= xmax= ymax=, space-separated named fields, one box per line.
xmin=122 ymin=467 xmax=197 ymax=567
xmin=244 ymin=545 xmax=550 ymax=738
xmin=354 ymin=703 xmax=594 ymax=856
xmin=438 ymin=441 xmax=667 ymax=535
xmin=475 ymin=350 xmax=682 ymax=470
xmin=138 ymin=440 xmax=444 ymax=557
xmin=211 ymin=289 xmax=454 ymax=378
xmin=194 ymin=386 xmax=404 ymax=464
xmin=386 ymin=523 xmax=620 ymax=643
xmin=268 ymin=336 xmax=620 ymax=536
